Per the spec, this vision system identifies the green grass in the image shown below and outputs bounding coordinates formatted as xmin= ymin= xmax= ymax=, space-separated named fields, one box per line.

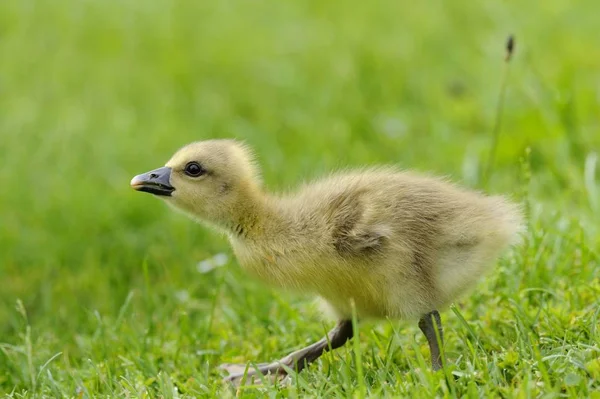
xmin=1 ymin=0 xmax=599 ymax=397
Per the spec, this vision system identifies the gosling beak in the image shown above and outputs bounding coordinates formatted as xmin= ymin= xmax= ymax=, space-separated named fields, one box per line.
xmin=130 ymin=166 xmax=175 ymax=197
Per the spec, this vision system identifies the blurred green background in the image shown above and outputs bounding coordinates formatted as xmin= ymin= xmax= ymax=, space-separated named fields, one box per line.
xmin=1 ymin=0 xmax=599 ymax=397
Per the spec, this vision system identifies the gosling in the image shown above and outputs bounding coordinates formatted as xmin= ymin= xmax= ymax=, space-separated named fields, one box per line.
xmin=131 ymin=139 xmax=523 ymax=385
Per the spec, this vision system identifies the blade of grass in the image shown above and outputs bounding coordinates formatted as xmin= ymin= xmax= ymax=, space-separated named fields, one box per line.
xmin=483 ymin=35 xmax=516 ymax=185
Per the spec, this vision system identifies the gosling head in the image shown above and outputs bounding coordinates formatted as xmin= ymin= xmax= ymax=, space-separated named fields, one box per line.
xmin=130 ymin=139 xmax=262 ymax=227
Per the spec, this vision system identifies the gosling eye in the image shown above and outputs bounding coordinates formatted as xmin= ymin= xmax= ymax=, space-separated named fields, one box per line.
xmin=184 ymin=161 xmax=205 ymax=177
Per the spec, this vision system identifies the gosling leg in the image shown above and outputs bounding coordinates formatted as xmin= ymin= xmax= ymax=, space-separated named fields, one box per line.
xmin=220 ymin=320 xmax=353 ymax=386
xmin=418 ymin=310 xmax=444 ymax=370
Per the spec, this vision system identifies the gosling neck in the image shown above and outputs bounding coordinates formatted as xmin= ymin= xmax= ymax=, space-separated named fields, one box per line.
xmin=220 ymin=184 xmax=281 ymax=241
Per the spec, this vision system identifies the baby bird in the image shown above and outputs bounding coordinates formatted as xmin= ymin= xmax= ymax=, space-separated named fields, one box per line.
xmin=131 ymin=139 xmax=523 ymax=385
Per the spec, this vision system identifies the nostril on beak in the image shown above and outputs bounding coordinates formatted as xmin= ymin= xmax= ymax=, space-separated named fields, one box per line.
xmin=149 ymin=173 xmax=159 ymax=179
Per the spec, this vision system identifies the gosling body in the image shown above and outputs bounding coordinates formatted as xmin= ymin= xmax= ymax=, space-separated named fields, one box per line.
xmin=229 ymin=169 xmax=519 ymax=321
